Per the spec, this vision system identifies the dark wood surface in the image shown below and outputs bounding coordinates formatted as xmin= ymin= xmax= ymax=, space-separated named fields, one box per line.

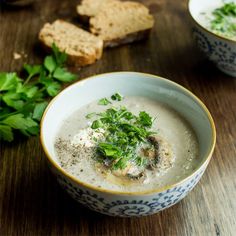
xmin=0 ymin=0 xmax=236 ymax=235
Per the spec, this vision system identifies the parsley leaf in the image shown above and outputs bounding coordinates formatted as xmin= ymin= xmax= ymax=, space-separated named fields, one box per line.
xmin=46 ymin=81 xmax=61 ymax=96
xmin=44 ymin=56 xmax=57 ymax=73
xmin=138 ymin=111 xmax=153 ymax=127
xmin=0 ymin=73 xmax=21 ymax=91
xmin=111 ymin=93 xmax=123 ymax=101
xmin=2 ymin=92 xmax=24 ymax=110
xmin=98 ymin=143 xmax=122 ymax=158
xmin=52 ymin=42 xmax=67 ymax=66
xmin=86 ymin=112 xmax=96 ymax=119
xmin=134 ymin=156 xmax=148 ymax=167
xmin=1 ymin=114 xmax=37 ymax=130
xmin=53 ymin=67 xmax=76 ymax=82
xmin=0 ymin=124 xmax=13 ymax=142
xmin=33 ymin=102 xmax=48 ymax=121
xmin=23 ymin=64 xmax=41 ymax=79
xmin=98 ymin=98 xmax=111 ymax=105
xmin=91 ymin=119 xmax=103 ymax=129
xmin=113 ymin=157 xmax=128 ymax=170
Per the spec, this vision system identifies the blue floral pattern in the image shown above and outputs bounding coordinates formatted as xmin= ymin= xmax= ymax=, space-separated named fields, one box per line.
xmin=193 ymin=28 xmax=236 ymax=76
xmin=193 ymin=29 xmax=212 ymax=54
xmin=54 ymin=167 xmax=205 ymax=217
xmin=105 ymin=200 xmax=152 ymax=217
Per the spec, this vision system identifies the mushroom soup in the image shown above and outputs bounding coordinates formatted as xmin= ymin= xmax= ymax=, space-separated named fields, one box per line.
xmin=54 ymin=95 xmax=199 ymax=192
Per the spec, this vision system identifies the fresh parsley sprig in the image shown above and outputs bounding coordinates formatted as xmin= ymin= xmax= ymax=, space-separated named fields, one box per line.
xmin=0 ymin=43 xmax=77 ymax=142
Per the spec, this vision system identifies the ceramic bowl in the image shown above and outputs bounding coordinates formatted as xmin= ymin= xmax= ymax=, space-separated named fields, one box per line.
xmin=40 ymin=72 xmax=216 ymax=217
xmin=188 ymin=0 xmax=236 ymax=77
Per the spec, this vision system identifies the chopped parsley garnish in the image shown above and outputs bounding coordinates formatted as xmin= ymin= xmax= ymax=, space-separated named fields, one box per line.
xmin=135 ymin=156 xmax=148 ymax=167
xmin=98 ymin=93 xmax=123 ymax=105
xmin=91 ymin=119 xmax=103 ymax=129
xmin=210 ymin=2 xmax=236 ymax=39
xmin=85 ymin=112 xmax=96 ymax=119
xmin=111 ymin=92 xmax=123 ymax=101
xmin=138 ymin=111 xmax=153 ymax=128
xmin=0 ymin=43 xmax=77 ymax=142
xmin=87 ymin=97 xmax=156 ymax=170
xmin=98 ymin=98 xmax=111 ymax=105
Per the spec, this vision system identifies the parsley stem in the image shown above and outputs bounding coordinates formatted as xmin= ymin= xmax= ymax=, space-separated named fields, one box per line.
xmin=0 ymin=110 xmax=20 ymax=120
xmin=23 ymin=75 xmax=33 ymax=86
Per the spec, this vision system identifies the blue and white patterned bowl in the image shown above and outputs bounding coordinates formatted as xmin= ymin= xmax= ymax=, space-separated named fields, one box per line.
xmin=188 ymin=0 xmax=236 ymax=77
xmin=40 ymin=72 xmax=216 ymax=217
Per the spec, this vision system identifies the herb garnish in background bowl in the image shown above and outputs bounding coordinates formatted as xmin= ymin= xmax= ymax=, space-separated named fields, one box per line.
xmin=209 ymin=2 xmax=236 ymax=40
xmin=188 ymin=0 xmax=236 ymax=77
xmin=0 ymin=43 xmax=77 ymax=142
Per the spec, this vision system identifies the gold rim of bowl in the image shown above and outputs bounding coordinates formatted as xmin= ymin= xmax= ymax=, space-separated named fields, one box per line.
xmin=40 ymin=72 xmax=216 ymax=196
xmin=187 ymin=0 xmax=236 ymax=43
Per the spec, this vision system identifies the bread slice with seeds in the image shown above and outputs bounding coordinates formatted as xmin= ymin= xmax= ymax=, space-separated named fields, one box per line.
xmin=39 ymin=20 xmax=103 ymax=66
xmin=89 ymin=1 xmax=154 ymax=47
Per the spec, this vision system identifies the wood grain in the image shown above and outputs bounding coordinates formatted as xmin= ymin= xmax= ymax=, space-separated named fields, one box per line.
xmin=0 ymin=0 xmax=236 ymax=235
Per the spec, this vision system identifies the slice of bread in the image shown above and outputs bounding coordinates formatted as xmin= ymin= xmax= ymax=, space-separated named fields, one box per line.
xmin=39 ymin=20 xmax=103 ymax=66
xmin=89 ymin=1 xmax=154 ymax=47
xmin=77 ymin=0 xmax=117 ymax=22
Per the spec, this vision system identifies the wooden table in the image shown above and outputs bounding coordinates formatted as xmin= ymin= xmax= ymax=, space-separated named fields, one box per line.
xmin=0 ymin=0 xmax=236 ymax=235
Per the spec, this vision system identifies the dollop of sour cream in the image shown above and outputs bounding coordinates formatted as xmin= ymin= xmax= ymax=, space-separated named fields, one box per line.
xmin=71 ymin=128 xmax=105 ymax=148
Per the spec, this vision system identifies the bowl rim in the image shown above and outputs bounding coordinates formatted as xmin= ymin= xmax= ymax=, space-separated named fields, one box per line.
xmin=40 ymin=72 xmax=216 ymax=196
xmin=187 ymin=0 xmax=236 ymax=43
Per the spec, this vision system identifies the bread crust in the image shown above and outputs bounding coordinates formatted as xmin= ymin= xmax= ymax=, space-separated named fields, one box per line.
xmin=103 ymin=29 xmax=151 ymax=48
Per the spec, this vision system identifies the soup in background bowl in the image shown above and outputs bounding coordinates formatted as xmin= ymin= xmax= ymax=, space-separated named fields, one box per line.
xmin=40 ymin=72 xmax=216 ymax=217
xmin=188 ymin=0 xmax=236 ymax=77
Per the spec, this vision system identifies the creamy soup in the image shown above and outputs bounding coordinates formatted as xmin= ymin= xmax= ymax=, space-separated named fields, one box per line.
xmin=197 ymin=2 xmax=236 ymax=41
xmin=54 ymin=96 xmax=199 ymax=193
